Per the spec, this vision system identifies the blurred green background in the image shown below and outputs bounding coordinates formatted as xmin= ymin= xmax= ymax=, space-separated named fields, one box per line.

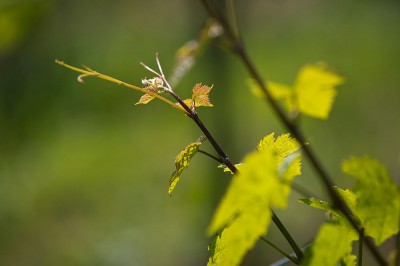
xmin=1 ymin=0 xmax=399 ymax=265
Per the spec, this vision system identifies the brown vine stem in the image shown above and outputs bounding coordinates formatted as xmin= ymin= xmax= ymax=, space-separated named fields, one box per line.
xmin=200 ymin=0 xmax=388 ymax=265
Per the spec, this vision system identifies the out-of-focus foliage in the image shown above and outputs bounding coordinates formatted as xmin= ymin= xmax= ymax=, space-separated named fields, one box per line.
xmin=251 ymin=63 xmax=344 ymax=119
xmin=0 ymin=1 xmax=50 ymax=55
xmin=1 ymin=0 xmax=400 ymax=265
xmin=300 ymin=157 xmax=399 ymax=264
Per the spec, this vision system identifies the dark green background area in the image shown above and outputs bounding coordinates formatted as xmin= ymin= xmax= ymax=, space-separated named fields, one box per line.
xmin=1 ymin=1 xmax=399 ymax=265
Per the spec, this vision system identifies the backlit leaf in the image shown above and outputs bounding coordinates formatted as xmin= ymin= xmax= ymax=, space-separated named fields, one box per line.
xmin=294 ymin=63 xmax=344 ymax=119
xmin=192 ymin=83 xmax=213 ymax=107
xmin=306 ymin=223 xmax=357 ymax=266
xmin=342 ymin=157 xmax=400 ymax=245
xmin=207 ymin=133 xmax=301 ymax=266
xmin=257 ymin=133 xmax=301 ymax=171
xmin=168 ymin=141 xmax=203 ymax=195
xmin=251 ymin=63 xmax=344 ymax=119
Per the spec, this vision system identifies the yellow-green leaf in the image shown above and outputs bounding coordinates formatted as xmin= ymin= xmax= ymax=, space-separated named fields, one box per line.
xmin=307 ymin=223 xmax=358 ymax=266
xmin=168 ymin=141 xmax=203 ymax=195
xmin=294 ymin=63 xmax=344 ymax=119
xmin=342 ymin=157 xmax=400 ymax=245
xmin=257 ymin=133 xmax=301 ymax=171
xmin=207 ymin=149 xmax=276 ymax=266
xmin=207 ymin=133 xmax=302 ymax=266
xmin=135 ymin=86 xmax=157 ymax=105
xmin=251 ymin=63 xmax=344 ymax=120
xmin=192 ymin=83 xmax=213 ymax=107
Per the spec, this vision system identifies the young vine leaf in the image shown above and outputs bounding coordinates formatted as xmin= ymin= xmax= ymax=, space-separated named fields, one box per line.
xmin=135 ymin=85 xmax=158 ymax=105
xmin=251 ymin=63 xmax=344 ymax=119
xmin=168 ymin=139 xmax=205 ymax=195
xmin=175 ymin=83 xmax=214 ymax=112
xmin=136 ymin=77 xmax=164 ymax=105
xmin=342 ymin=156 xmax=400 ymax=245
xmin=192 ymin=83 xmax=213 ymax=107
xmin=207 ymin=133 xmax=301 ymax=266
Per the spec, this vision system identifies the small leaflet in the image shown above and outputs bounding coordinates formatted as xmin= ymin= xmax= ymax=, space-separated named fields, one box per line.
xmin=192 ymin=83 xmax=213 ymax=107
xmin=175 ymin=83 xmax=214 ymax=112
xmin=135 ymin=86 xmax=158 ymax=105
xmin=207 ymin=133 xmax=302 ymax=266
xmin=168 ymin=140 xmax=204 ymax=195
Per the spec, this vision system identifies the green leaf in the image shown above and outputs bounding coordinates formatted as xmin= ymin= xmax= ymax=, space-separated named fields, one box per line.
xmin=207 ymin=133 xmax=301 ymax=266
xmin=251 ymin=63 xmax=344 ymax=119
xmin=306 ymin=223 xmax=358 ymax=266
xmin=257 ymin=133 xmax=300 ymax=158
xmin=294 ymin=63 xmax=344 ymax=119
xmin=342 ymin=156 xmax=400 ymax=245
xmin=192 ymin=83 xmax=213 ymax=107
xmin=168 ymin=141 xmax=203 ymax=195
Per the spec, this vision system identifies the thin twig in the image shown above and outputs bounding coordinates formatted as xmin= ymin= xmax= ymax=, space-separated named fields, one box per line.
xmin=198 ymin=149 xmax=224 ymax=164
xmin=260 ymin=236 xmax=299 ymax=265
